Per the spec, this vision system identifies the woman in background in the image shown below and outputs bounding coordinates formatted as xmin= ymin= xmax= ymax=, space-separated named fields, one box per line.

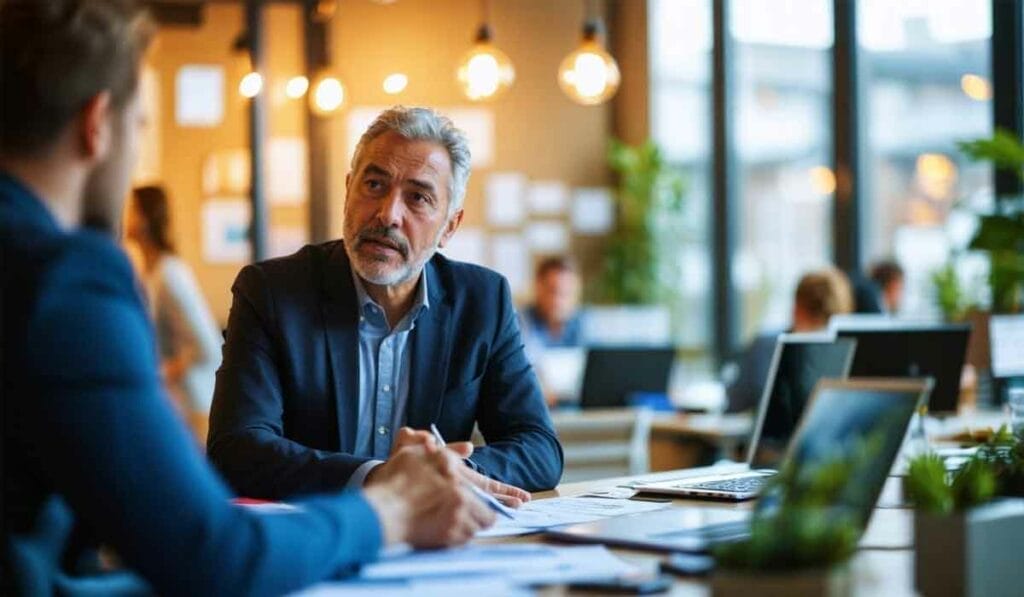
xmin=125 ymin=185 xmax=221 ymax=443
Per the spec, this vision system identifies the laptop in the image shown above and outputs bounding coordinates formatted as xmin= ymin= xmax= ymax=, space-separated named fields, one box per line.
xmin=632 ymin=336 xmax=857 ymax=500
xmin=578 ymin=347 xmax=676 ymax=409
xmin=836 ymin=323 xmax=970 ymax=414
xmin=546 ymin=377 xmax=933 ymax=553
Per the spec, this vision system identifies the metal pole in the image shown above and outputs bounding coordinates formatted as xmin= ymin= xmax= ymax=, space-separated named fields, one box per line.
xmin=712 ymin=0 xmax=737 ymax=365
xmin=992 ymin=0 xmax=1023 ymax=201
xmin=246 ymin=0 xmax=269 ymax=261
xmin=832 ymin=0 xmax=861 ymax=273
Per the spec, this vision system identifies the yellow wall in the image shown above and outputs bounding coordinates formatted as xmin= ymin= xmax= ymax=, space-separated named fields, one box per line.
xmin=147 ymin=0 xmax=627 ymax=324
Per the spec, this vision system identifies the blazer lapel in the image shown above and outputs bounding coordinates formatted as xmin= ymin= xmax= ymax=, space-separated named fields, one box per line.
xmin=406 ymin=260 xmax=453 ymax=430
xmin=320 ymin=243 xmax=361 ymax=453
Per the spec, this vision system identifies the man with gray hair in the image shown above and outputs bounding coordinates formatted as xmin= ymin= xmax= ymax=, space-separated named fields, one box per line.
xmin=209 ymin=106 xmax=563 ymax=502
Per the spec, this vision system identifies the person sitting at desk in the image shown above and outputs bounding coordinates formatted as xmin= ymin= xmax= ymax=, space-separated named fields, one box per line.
xmin=868 ymin=258 xmax=905 ymax=315
xmin=208 ymin=106 xmax=563 ymax=501
xmin=725 ymin=268 xmax=853 ymax=412
xmin=521 ymin=255 xmax=585 ymax=350
xmin=1 ymin=3 xmax=493 ymax=594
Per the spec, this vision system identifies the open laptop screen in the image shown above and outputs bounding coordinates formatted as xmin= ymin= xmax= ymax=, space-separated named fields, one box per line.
xmin=749 ymin=338 xmax=857 ymax=470
xmin=755 ymin=379 xmax=929 ymax=529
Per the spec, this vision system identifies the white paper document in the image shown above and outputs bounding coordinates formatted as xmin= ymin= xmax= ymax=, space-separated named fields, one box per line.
xmin=527 ymin=181 xmax=568 ymax=215
xmin=268 ymin=137 xmax=308 ymax=205
xmin=524 ymin=221 xmax=569 ymax=253
xmin=294 ymin=578 xmax=525 ymax=597
xmin=361 ymin=544 xmax=638 ymax=586
xmin=175 ymin=65 xmax=224 ymax=127
xmin=490 ymin=234 xmax=529 ymax=296
xmin=571 ymin=187 xmax=615 ymax=234
xmin=486 ymin=172 xmax=527 ymax=227
xmin=477 ymin=496 xmax=671 ymax=538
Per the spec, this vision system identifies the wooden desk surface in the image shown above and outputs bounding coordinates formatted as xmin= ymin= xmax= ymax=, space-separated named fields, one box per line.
xmin=481 ymin=471 xmax=916 ymax=596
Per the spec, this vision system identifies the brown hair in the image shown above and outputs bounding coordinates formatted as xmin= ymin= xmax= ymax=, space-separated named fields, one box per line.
xmin=868 ymin=259 xmax=904 ymax=289
xmin=535 ymin=255 xmax=577 ymax=280
xmin=795 ymin=268 xmax=854 ymax=323
xmin=0 ymin=0 xmax=153 ymax=156
xmin=132 ymin=185 xmax=175 ymax=254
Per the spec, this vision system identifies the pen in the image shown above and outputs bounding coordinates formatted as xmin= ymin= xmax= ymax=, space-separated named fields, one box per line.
xmin=429 ymin=423 xmax=516 ymax=520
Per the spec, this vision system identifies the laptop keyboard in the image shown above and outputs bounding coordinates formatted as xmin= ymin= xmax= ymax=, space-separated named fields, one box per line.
xmin=678 ymin=475 xmax=770 ymax=494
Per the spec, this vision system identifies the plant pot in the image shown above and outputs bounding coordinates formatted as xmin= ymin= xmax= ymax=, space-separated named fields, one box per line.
xmin=711 ymin=565 xmax=851 ymax=597
xmin=914 ymin=498 xmax=1024 ymax=597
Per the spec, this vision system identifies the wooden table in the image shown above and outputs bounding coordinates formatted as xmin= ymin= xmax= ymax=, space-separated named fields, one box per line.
xmin=481 ymin=470 xmax=917 ymax=596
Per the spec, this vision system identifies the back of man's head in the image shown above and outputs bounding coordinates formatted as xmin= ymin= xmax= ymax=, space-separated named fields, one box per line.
xmin=0 ymin=0 xmax=151 ymax=157
xmin=794 ymin=268 xmax=854 ymax=329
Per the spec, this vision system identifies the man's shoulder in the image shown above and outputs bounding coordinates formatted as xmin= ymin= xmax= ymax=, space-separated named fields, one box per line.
xmin=236 ymin=240 xmax=339 ymax=291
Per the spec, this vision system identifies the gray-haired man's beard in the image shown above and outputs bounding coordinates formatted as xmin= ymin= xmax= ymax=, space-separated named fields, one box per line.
xmin=346 ymin=224 xmax=446 ymax=287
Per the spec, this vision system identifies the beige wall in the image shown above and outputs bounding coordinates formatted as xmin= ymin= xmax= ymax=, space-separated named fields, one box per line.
xmin=146 ymin=0 xmax=645 ymax=324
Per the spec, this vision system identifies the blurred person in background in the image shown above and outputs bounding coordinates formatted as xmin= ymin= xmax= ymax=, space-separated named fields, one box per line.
xmin=125 ymin=184 xmax=221 ymax=443
xmin=868 ymin=259 xmax=905 ymax=315
xmin=726 ymin=268 xmax=854 ymax=412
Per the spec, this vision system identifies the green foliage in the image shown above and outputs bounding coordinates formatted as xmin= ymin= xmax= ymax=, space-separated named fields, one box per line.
xmin=906 ymin=427 xmax=1024 ymax=515
xmin=931 ymin=262 xmax=972 ymax=321
xmin=713 ymin=434 xmax=886 ymax=572
xmin=596 ymin=139 xmax=685 ymax=305
xmin=954 ymin=128 xmax=1024 ymax=313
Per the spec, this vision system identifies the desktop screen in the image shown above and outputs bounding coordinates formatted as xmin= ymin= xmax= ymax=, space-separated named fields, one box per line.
xmin=990 ymin=315 xmax=1024 ymax=379
xmin=750 ymin=338 xmax=856 ymax=469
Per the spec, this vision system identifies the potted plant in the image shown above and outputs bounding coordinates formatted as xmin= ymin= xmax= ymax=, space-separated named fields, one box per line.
xmin=905 ymin=433 xmax=1024 ymax=597
xmin=710 ymin=437 xmax=886 ymax=596
xmin=596 ymin=139 xmax=685 ymax=306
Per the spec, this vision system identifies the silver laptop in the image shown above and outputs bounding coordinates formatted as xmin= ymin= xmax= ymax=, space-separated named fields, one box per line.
xmin=548 ymin=378 xmax=933 ymax=552
xmin=633 ymin=335 xmax=857 ymax=500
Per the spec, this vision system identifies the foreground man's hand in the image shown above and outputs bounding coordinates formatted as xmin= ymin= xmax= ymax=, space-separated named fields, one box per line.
xmin=369 ymin=427 xmax=531 ymax=508
xmin=362 ymin=444 xmax=496 ymax=547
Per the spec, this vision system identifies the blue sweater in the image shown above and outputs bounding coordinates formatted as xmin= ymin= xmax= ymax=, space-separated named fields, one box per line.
xmin=1 ymin=172 xmax=382 ymax=596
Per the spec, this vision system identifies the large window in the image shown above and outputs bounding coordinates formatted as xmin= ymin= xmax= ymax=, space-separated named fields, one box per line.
xmin=649 ymin=0 xmax=713 ymax=350
xmin=732 ymin=0 xmax=835 ymax=340
xmin=859 ymin=0 xmax=993 ymax=317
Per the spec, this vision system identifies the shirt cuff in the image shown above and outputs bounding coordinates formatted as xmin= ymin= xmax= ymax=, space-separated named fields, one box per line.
xmin=347 ymin=459 xmax=385 ymax=488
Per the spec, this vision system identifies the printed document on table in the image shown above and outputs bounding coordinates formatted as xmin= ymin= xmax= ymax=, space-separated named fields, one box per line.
xmin=477 ymin=496 xmax=671 ymax=538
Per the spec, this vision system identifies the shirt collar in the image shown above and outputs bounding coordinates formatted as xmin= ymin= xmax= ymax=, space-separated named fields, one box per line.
xmin=350 ymin=266 xmax=431 ymax=326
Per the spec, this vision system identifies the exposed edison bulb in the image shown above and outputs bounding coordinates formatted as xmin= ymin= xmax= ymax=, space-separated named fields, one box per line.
xmin=558 ymin=32 xmax=620 ymax=106
xmin=456 ymin=27 xmax=515 ymax=102
xmin=285 ymin=75 xmax=309 ymax=99
xmin=239 ymin=72 xmax=263 ymax=98
xmin=310 ymin=72 xmax=345 ymax=116
xmin=382 ymin=72 xmax=408 ymax=95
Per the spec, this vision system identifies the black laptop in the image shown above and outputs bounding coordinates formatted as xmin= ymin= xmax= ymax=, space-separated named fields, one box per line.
xmin=546 ymin=377 xmax=932 ymax=552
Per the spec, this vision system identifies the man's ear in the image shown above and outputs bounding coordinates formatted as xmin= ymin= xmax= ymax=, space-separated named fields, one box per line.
xmin=437 ymin=208 xmax=464 ymax=249
xmin=78 ymin=91 xmax=113 ymax=161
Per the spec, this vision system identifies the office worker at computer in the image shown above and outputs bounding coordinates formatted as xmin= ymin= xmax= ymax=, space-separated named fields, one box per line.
xmin=1 ymin=2 xmax=494 ymax=594
xmin=208 ymin=106 xmax=563 ymax=500
xmin=726 ymin=269 xmax=854 ymax=412
xmin=521 ymin=256 xmax=585 ymax=350
xmin=868 ymin=258 xmax=905 ymax=315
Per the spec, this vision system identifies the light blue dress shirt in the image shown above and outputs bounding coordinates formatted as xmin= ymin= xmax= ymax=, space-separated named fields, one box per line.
xmin=347 ymin=268 xmax=430 ymax=485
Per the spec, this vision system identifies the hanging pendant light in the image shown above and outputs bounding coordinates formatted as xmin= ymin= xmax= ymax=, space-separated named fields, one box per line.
xmin=233 ymin=32 xmax=263 ymax=99
xmin=558 ymin=8 xmax=620 ymax=106
xmin=309 ymin=69 xmax=346 ymax=116
xmin=456 ymin=0 xmax=515 ymax=102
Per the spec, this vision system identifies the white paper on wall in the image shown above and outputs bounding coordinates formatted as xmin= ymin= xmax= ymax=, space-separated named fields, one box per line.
xmin=571 ymin=187 xmax=615 ymax=235
xmin=133 ymin=66 xmax=161 ymax=184
xmin=491 ymin=234 xmax=529 ymax=296
xmin=440 ymin=227 xmax=487 ymax=265
xmin=527 ymin=181 xmax=568 ymax=215
xmin=175 ymin=65 xmax=224 ymax=127
xmin=486 ymin=172 xmax=527 ymax=227
xmin=524 ymin=221 xmax=569 ymax=253
xmin=268 ymin=137 xmax=308 ymax=205
xmin=202 ymin=200 xmax=251 ymax=263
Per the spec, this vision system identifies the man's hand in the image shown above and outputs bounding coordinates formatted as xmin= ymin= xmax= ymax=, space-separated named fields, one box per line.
xmin=368 ymin=427 xmax=531 ymax=508
xmin=362 ymin=444 xmax=495 ymax=548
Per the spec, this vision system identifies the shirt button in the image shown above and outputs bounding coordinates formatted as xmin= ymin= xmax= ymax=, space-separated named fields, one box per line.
xmin=383 ymin=384 xmax=391 ymax=392
xmin=377 ymin=426 xmax=388 ymax=436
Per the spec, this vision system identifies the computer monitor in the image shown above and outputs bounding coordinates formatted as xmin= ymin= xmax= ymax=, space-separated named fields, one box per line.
xmin=748 ymin=336 xmax=858 ymax=469
xmin=578 ymin=347 xmax=676 ymax=409
xmin=835 ymin=324 xmax=970 ymax=414
xmin=990 ymin=314 xmax=1024 ymax=379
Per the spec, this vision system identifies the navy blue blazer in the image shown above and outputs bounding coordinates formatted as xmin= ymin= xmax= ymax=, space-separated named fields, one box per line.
xmin=2 ymin=174 xmax=382 ymax=596
xmin=208 ymin=241 xmax=563 ymax=499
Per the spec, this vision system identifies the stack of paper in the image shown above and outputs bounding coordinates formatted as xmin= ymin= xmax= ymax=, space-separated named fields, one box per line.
xmin=293 ymin=544 xmax=640 ymax=595
xmin=477 ymin=496 xmax=671 ymax=538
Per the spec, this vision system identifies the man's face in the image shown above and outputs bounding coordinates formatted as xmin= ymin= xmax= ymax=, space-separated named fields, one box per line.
xmin=885 ymin=276 xmax=905 ymax=313
xmin=536 ymin=269 xmax=580 ymax=324
xmin=343 ymin=131 xmax=462 ymax=286
xmin=82 ymin=90 xmax=145 ymax=233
